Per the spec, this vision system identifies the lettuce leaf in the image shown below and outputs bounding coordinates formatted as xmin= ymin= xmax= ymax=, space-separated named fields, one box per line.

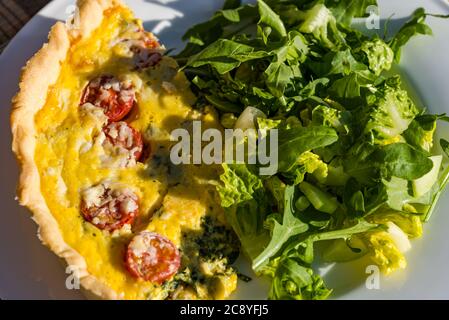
xmin=362 ymin=77 xmax=419 ymax=143
xmin=364 ymin=231 xmax=407 ymax=275
xmin=360 ymin=38 xmax=394 ymax=75
xmin=265 ymin=257 xmax=331 ymax=300
xmin=217 ymin=163 xmax=264 ymax=208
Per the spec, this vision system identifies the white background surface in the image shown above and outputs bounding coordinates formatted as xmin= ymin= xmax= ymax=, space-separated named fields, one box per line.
xmin=0 ymin=0 xmax=449 ymax=299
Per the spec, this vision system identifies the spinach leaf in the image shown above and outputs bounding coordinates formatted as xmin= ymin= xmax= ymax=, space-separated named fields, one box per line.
xmin=277 ymin=126 xmax=338 ymax=172
xmin=327 ymin=49 xmax=367 ymax=76
xmin=329 ymin=70 xmax=376 ymax=98
xmin=344 ymin=141 xmax=379 ymax=185
xmin=258 ymin=0 xmax=287 ymax=39
xmin=377 ymin=143 xmax=433 ymax=180
xmin=344 ymin=142 xmax=433 ymax=184
xmin=185 ymin=39 xmax=269 ymax=74
xmin=343 ymin=178 xmax=366 ymax=217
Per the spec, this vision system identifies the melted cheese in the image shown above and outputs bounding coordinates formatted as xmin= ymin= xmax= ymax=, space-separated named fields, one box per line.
xmin=34 ymin=6 xmax=235 ymax=300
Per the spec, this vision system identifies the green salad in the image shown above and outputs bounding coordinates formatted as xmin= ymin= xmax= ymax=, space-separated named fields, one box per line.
xmin=174 ymin=0 xmax=449 ymax=299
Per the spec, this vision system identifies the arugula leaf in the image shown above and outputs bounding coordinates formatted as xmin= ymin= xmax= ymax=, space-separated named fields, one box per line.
xmin=205 ymin=95 xmax=242 ymax=113
xmin=176 ymin=3 xmax=258 ymax=59
xmin=253 ymin=185 xmax=309 ymax=270
xmin=298 ymin=78 xmax=329 ymax=98
xmin=388 ymin=8 xmax=432 ymax=62
xmin=221 ymin=9 xmax=241 ymax=23
xmin=308 ymin=220 xmax=379 ymax=242
xmin=284 ymin=220 xmax=379 ymax=264
xmin=263 ymin=33 xmax=308 ymax=97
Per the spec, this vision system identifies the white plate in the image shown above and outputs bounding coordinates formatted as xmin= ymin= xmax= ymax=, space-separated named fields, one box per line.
xmin=1 ymin=0 xmax=449 ymax=300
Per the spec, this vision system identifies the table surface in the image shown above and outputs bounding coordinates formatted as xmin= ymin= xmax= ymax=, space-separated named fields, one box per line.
xmin=0 ymin=0 xmax=50 ymax=53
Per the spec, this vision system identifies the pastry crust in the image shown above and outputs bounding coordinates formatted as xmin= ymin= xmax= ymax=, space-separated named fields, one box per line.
xmin=11 ymin=0 xmax=126 ymax=300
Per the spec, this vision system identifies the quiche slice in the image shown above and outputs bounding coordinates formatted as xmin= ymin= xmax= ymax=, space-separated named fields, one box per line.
xmin=11 ymin=0 xmax=239 ymax=300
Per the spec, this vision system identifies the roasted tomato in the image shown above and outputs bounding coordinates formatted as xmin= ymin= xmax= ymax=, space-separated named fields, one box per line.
xmin=126 ymin=231 xmax=181 ymax=284
xmin=81 ymin=75 xmax=135 ymax=122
